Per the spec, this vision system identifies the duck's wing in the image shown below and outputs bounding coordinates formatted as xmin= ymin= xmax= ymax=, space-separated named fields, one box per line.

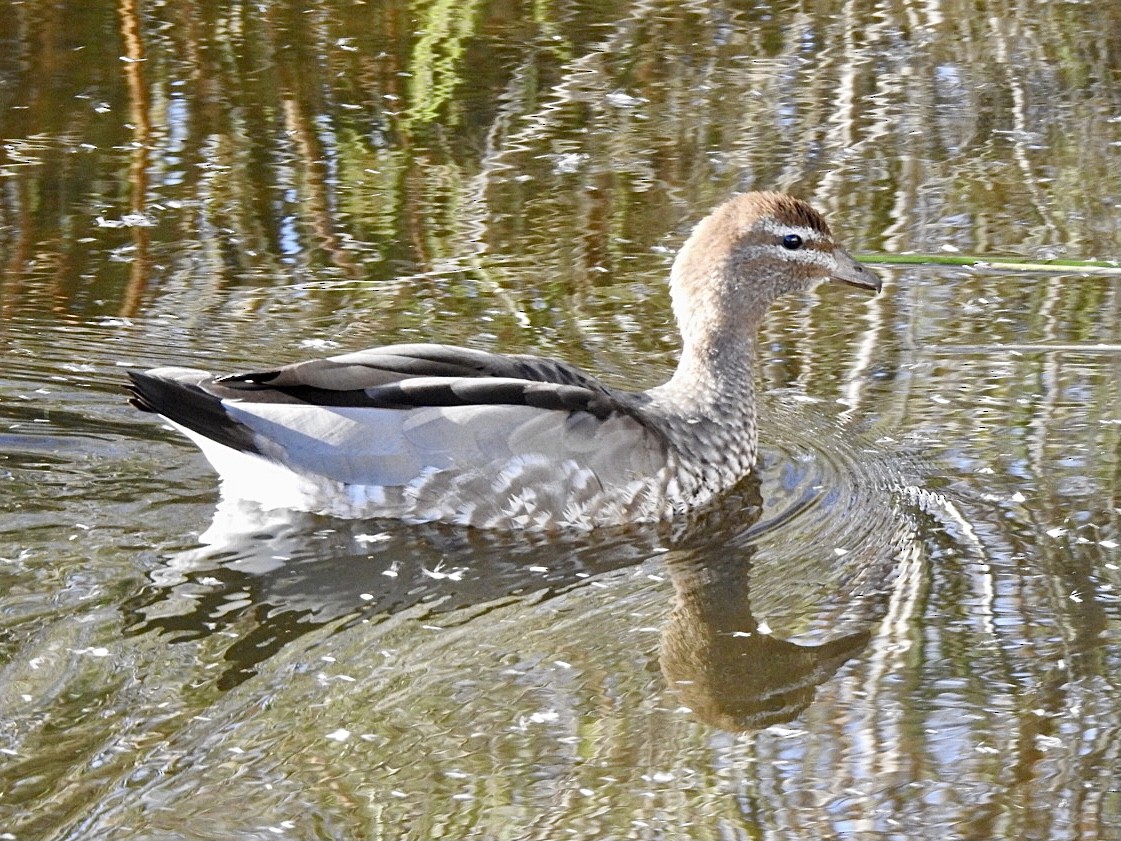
xmin=213 ymin=343 xmax=620 ymax=399
xmin=126 ymin=343 xmax=665 ymax=494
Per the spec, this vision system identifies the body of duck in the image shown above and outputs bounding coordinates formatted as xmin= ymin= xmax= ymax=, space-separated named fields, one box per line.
xmin=128 ymin=192 xmax=880 ymax=529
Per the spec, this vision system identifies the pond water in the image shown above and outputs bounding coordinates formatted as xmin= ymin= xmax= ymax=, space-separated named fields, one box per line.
xmin=2 ymin=1 xmax=1121 ymax=839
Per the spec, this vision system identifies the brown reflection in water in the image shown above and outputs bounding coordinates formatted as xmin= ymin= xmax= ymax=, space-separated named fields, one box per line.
xmin=661 ymin=548 xmax=871 ymax=733
xmin=117 ymin=0 xmax=151 ymax=317
xmin=657 ymin=478 xmax=914 ymax=733
xmin=1 ymin=0 xmax=1118 ymax=323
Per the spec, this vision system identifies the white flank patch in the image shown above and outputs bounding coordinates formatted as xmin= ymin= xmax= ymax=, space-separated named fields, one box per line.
xmin=756 ymin=218 xmax=825 ymax=242
xmin=169 ymin=421 xmax=327 ymax=511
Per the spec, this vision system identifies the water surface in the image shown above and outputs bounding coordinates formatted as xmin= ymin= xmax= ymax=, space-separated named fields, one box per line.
xmin=2 ymin=1 xmax=1121 ymax=839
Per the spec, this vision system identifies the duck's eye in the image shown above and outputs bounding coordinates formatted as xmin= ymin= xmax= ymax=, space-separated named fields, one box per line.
xmin=782 ymin=233 xmax=803 ymax=250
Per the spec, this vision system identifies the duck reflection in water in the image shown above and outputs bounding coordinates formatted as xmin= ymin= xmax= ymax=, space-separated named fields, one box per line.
xmin=128 ymin=472 xmax=917 ymax=731
xmin=660 ymin=549 xmax=872 ymax=732
xmin=655 ymin=477 xmax=918 ymax=733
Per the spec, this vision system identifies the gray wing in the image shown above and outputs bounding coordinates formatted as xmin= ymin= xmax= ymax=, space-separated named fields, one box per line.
xmin=127 ymin=343 xmax=666 ymax=493
xmin=214 ymin=343 xmax=622 ymax=411
xmin=221 ymin=399 xmax=667 ymax=489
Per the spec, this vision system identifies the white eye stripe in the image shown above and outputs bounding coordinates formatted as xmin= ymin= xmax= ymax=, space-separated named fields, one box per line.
xmin=733 ymin=243 xmax=839 ymax=268
xmin=756 ymin=219 xmax=827 ymax=242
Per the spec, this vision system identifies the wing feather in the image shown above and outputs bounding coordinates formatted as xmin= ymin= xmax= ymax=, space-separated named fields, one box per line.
xmin=127 ymin=343 xmax=669 ymax=511
xmin=222 ymin=400 xmax=665 ymax=491
xmin=217 ymin=344 xmax=619 ymax=400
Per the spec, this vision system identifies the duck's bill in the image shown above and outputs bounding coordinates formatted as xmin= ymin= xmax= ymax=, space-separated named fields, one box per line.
xmin=829 ymin=248 xmax=882 ymax=293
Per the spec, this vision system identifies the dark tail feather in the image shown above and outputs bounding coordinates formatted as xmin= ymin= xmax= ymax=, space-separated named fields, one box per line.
xmin=126 ymin=375 xmax=160 ymax=413
xmin=126 ymin=371 xmax=262 ymax=455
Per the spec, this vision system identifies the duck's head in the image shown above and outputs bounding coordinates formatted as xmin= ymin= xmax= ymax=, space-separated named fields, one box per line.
xmin=669 ymin=192 xmax=880 ymax=344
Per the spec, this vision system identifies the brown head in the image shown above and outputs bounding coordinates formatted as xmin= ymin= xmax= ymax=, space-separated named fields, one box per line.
xmin=669 ymin=192 xmax=880 ymax=346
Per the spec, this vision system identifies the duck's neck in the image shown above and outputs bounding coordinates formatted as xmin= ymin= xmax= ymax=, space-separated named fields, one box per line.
xmin=653 ymin=255 xmax=767 ymax=426
xmin=645 ymin=325 xmax=761 ymax=493
xmin=657 ymin=326 xmax=759 ymax=418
